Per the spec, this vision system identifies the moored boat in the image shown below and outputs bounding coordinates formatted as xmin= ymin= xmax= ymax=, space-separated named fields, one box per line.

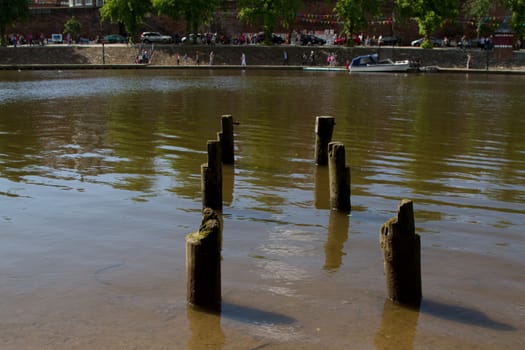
xmin=349 ymin=54 xmax=412 ymax=73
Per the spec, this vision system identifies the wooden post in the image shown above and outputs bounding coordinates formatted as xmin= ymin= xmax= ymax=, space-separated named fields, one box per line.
xmin=328 ymin=142 xmax=350 ymax=212
xmin=314 ymin=116 xmax=335 ymax=165
xmin=201 ymin=140 xmax=222 ymax=211
xmin=380 ymin=199 xmax=422 ymax=305
xmin=314 ymin=165 xmax=330 ymax=210
xmin=186 ymin=208 xmax=222 ymax=310
xmin=218 ymin=115 xmax=234 ymax=165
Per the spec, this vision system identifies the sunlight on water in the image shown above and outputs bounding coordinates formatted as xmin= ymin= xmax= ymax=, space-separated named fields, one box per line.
xmin=0 ymin=70 xmax=524 ymax=349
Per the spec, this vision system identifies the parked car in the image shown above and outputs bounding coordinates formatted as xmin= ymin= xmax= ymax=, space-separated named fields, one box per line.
xmin=181 ymin=33 xmax=203 ymax=44
xmin=103 ymin=34 xmax=127 ymax=44
xmin=300 ymin=34 xmax=326 ymax=46
xmin=256 ymin=32 xmax=285 ymax=44
xmin=140 ymin=32 xmax=173 ymax=44
xmin=411 ymin=37 xmax=443 ymax=47
xmin=379 ymin=36 xmax=401 ymax=46
xmin=334 ymin=36 xmax=346 ymax=45
xmin=334 ymin=34 xmax=361 ymax=45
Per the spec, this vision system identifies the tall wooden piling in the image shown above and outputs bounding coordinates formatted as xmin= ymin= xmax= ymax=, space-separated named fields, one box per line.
xmin=201 ymin=140 xmax=222 ymax=211
xmin=186 ymin=208 xmax=222 ymax=310
xmin=314 ymin=116 xmax=335 ymax=165
xmin=218 ymin=115 xmax=235 ymax=165
xmin=380 ymin=199 xmax=422 ymax=305
xmin=328 ymin=142 xmax=350 ymax=212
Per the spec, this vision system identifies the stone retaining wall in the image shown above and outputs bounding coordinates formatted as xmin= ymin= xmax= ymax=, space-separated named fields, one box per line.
xmin=1 ymin=45 xmax=524 ymax=69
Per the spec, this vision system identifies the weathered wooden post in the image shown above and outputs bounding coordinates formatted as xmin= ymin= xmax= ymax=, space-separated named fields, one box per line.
xmin=314 ymin=165 xmax=330 ymax=210
xmin=186 ymin=208 xmax=222 ymax=310
xmin=314 ymin=116 xmax=335 ymax=165
xmin=380 ymin=199 xmax=422 ymax=305
xmin=328 ymin=142 xmax=350 ymax=212
xmin=218 ymin=115 xmax=234 ymax=165
xmin=201 ymin=140 xmax=222 ymax=211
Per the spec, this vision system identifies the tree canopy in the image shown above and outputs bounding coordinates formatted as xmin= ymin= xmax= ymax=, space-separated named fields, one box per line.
xmin=100 ymin=0 xmax=152 ymax=40
xmin=505 ymin=0 xmax=525 ymax=38
xmin=333 ymin=0 xmax=381 ymax=44
xmin=463 ymin=0 xmax=497 ymax=37
xmin=152 ymin=0 xmax=219 ymax=34
xmin=238 ymin=0 xmax=302 ymax=44
xmin=63 ymin=16 xmax=81 ymax=39
xmin=396 ymin=0 xmax=459 ymax=48
xmin=0 ymin=0 xmax=30 ymax=46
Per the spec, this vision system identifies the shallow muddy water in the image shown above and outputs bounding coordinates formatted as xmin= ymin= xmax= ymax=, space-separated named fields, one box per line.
xmin=0 ymin=69 xmax=524 ymax=349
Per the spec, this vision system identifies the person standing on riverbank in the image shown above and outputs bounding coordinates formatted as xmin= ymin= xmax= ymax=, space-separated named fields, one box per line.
xmin=241 ymin=52 xmax=246 ymax=68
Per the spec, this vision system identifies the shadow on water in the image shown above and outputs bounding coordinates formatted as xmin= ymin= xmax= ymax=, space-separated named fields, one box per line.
xmin=420 ymin=299 xmax=516 ymax=331
xmin=375 ymin=297 xmax=516 ymax=350
xmin=187 ymin=301 xmax=296 ymax=349
xmin=220 ymin=301 xmax=296 ymax=325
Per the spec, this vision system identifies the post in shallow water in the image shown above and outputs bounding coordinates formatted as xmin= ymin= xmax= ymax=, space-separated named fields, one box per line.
xmin=186 ymin=208 xmax=222 ymax=311
xmin=314 ymin=116 xmax=335 ymax=166
xmin=380 ymin=199 xmax=422 ymax=305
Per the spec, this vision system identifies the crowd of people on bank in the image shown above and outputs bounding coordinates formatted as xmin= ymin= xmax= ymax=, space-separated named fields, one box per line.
xmin=5 ymin=29 xmax=524 ymax=51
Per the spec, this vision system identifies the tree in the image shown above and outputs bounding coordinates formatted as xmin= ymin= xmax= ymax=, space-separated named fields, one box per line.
xmin=152 ymin=0 xmax=219 ymax=34
xmin=505 ymin=0 xmax=525 ymax=38
xmin=0 ymin=0 xmax=30 ymax=46
xmin=333 ymin=0 xmax=381 ymax=45
xmin=396 ymin=0 xmax=459 ymax=48
xmin=100 ymin=0 xmax=152 ymax=41
xmin=238 ymin=0 xmax=303 ymax=44
xmin=63 ymin=16 xmax=81 ymax=41
xmin=463 ymin=0 xmax=498 ymax=37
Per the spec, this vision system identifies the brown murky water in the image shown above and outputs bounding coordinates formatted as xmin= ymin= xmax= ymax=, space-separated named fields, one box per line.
xmin=1 ymin=69 xmax=524 ymax=349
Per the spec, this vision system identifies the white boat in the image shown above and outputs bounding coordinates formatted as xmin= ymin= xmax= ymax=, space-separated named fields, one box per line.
xmin=349 ymin=54 xmax=412 ymax=73
xmin=303 ymin=66 xmax=347 ymax=72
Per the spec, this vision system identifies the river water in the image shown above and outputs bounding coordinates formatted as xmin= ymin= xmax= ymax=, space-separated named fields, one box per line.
xmin=0 ymin=69 xmax=524 ymax=349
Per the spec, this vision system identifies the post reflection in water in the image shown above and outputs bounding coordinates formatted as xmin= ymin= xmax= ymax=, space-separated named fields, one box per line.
xmin=323 ymin=210 xmax=350 ymax=271
xmin=374 ymin=300 xmax=420 ymax=350
xmin=0 ymin=70 xmax=524 ymax=349
xmin=187 ymin=306 xmax=225 ymax=350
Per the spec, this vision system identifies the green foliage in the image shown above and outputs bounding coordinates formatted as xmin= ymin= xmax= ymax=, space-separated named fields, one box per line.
xmin=152 ymin=0 xmax=220 ymax=34
xmin=333 ymin=0 xmax=381 ymax=41
xmin=505 ymin=0 xmax=525 ymax=37
xmin=420 ymin=38 xmax=434 ymax=48
xmin=63 ymin=16 xmax=81 ymax=38
xmin=463 ymin=0 xmax=497 ymax=37
xmin=396 ymin=0 xmax=458 ymax=48
xmin=100 ymin=0 xmax=152 ymax=39
xmin=238 ymin=0 xmax=302 ymax=44
xmin=0 ymin=0 xmax=30 ymax=46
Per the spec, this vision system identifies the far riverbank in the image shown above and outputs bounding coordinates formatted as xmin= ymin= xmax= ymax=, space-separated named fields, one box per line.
xmin=1 ymin=44 xmax=525 ymax=71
